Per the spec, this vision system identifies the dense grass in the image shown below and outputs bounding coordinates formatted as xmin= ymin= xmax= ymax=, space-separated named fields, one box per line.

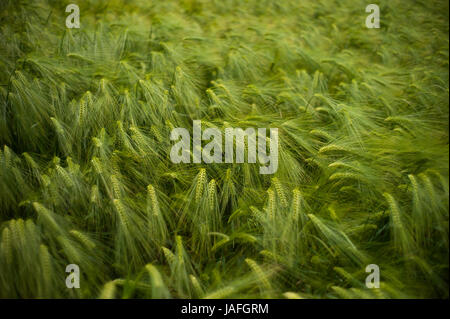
xmin=0 ymin=0 xmax=448 ymax=298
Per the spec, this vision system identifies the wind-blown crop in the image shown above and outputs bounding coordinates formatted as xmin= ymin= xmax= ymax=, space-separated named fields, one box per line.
xmin=0 ymin=0 xmax=448 ymax=298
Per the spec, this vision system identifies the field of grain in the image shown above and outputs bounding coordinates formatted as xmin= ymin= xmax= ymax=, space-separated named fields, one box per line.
xmin=0 ymin=0 xmax=448 ymax=298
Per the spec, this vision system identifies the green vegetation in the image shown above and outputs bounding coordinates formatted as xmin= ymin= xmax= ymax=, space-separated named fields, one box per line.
xmin=0 ymin=0 xmax=448 ymax=298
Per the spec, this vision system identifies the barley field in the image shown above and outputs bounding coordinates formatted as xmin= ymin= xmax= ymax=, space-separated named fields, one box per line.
xmin=0 ymin=0 xmax=448 ymax=298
